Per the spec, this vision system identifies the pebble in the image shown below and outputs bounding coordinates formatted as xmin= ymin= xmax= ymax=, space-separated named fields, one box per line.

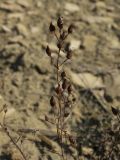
xmin=36 ymin=1 xmax=43 ymax=8
xmin=8 ymin=13 xmax=24 ymax=21
xmin=15 ymin=23 xmax=29 ymax=37
xmin=82 ymin=16 xmax=113 ymax=24
xmin=69 ymin=39 xmax=81 ymax=50
xmin=1 ymin=25 xmax=11 ymax=33
xmin=82 ymin=146 xmax=93 ymax=155
xmin=31 ymin=26 xmax=40 ymax=34
xmin=83 ymin=35 xmax=98 ymax=51
xmin=66 ymin=69 xmax=104 ymax=89
xmin=0 ymin=2 xmax=23 ymax=12
xmin=65 ymin=2 xmax=79 ymax=13
xmin=8 ymin=37 xmax=29 ymax=48
xmin=108 ymin=37 xmax=120 ymax=49
xmin=94 ymin=1 xmax=114 ymax=11
xmin=16 ymin=0 xmax=30 ymax=8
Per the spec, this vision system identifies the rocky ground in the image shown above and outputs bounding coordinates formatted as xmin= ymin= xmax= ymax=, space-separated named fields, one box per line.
xmin=0 ymin=0 xmax=120 ymax=160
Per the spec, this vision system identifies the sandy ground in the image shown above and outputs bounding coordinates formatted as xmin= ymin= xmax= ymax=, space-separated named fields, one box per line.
xmin=0 ymin=0 xmax=120 ymax=159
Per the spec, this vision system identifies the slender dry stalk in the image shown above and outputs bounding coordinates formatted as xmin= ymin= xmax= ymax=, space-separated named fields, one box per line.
xmin=45 ymin=16 xmax=76 ymax=160
xmin=0 ymin=122 xmax=27 ymax=160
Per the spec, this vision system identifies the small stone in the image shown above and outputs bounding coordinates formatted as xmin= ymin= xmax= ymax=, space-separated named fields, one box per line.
xmin=83 ymin=35 xmax=98 ymax=51
xmin=8 ymin=13 xmax=24 ymax=21
xmin=0 ymin=2 xmax=23 ymax=12
xmin=65 ymin=2 xmax=79 ymax=13
xmin=1 ymin=25 xmax=11 ymax=33
xmin=94 ymin=1 xmax=114 ymax=11
xmin=66 ymin=69 xmax=104 ymax=89
xmin=82 ymin=16 xmax=113 ymax=24
xmin=12 ymin=73 xmax=23 ymax=87
xmin=8 ymin=35 xmax=29 ymax=47
xmin=82 ymin=146 xmax=93 ymax=155
xmin=30 ymin=26 xmax=39 ymax=34
xmin=95 ymin=1 xmax=106 ymax=8
xmin=15 ymin=23 xmax=29 ymax=37
xmin=36 ymin=1 xmax=42 ymax=8
xmin=69 ymin=39 xmax=81 ymax=50
xmin=16 ymin=0 xmax=30 ymax=8
xmin=109 ymin=37 xmax=120 ymax=49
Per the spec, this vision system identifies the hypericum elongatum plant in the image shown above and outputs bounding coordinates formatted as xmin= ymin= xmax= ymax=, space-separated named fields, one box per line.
xmin=45 ymin=17 xmax=77 ymax=160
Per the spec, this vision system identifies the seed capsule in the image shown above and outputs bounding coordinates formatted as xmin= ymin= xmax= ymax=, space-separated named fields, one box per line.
xmin=104 ymin=93 xmax=113 ymax=103
xmin=55 ymin=84 xmax=62 ymax=95
xmin=50 ymin=96 xmax=56 ymax=107
xmin=111 ymin=107 xmax=119 ymax=116
xmin=69 ymin=135 xmax=76 ymax=145
xmin=62 ymin=78 xmax=67 ymax=90
xmin=49 ymin=22 xmax=55 ymax=32
xmin=66 ymin=50 xmax=72 ymax=59
xmin=46 ymin=45 xmax=51 ymax=57
xmin=57 ymin=17 xmax=63 ymax=29
xmin=68 ymin=24 xmax=74 ymax=34
xmin=72 ymin=97 xmax=76 ymax=102
xmin=68 ymin=84 xmax=72 ymax=94
xmin=61 ymin=71 xmax=66 ymax=79
xmin=57 ymin=42 xmax=62 ymax=49
xmin=45 ymin=115 xmax=49 ymax=121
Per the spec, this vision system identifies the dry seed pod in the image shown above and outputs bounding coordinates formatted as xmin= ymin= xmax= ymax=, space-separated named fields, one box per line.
xmin=68 ymin=84 xmax=72 ymax=94
xmin=46 ymin=45 xmax=51 ymax=57
xmin=61 ymin=71 xmax=66 ymax=79
xmin=45 ymin=115 xmax=49 ymax=121
xmin=57 ymin=42 xmax=62 ymax=49
xmin=111 ymin=107 xmax=119 ymax=116
xmin=72 ymin=97 xmax=76 ymax=102
xmin=57 ymin=16 xmax=63 ymax=29
xmin=62 ymin=78 xmax=67 ymax=90
xmin=55 ymin=84 xmax=62 ymax=95
xmin=68 ymin=24 xmax=74 ymax=34
xmin=64 ymin=108 xmax=70 ymax=117
xmin=65 ymin=102 xmax=70 ymax=108
xmin=50 ymin=96 xmax=56 ymax=107
xmin=66 ymin=50 xmax=72 ymax=59
xmin=49 ymin=22 xmax=55 ymax=32
xmin=69 ymin=135 xmax=76 ymax=145
xmin=104 ymin=93 xmax=113 ymax=103
xmin=4 ymin=127 xmax=7 ymax=131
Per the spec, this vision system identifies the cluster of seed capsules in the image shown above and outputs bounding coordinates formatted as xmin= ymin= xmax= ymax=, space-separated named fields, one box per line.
xmin=46 ymin=17 xmax=74 ymax=60
xmin=45 ymin=17 xmax=76 ymax=146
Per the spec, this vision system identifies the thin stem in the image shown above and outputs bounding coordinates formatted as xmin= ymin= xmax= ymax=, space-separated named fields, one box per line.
xmin=59 ymin=59 xmax=68 ymax=68
xmin=55 ymin=35 xmax=65 ymax=159
xmin=54 ymin=31 xmax=59 ymax=42
xmin=0 ymin=122 xmax=27 ymax=160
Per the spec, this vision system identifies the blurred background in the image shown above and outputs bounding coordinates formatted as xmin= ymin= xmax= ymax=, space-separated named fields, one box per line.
xmin=0 ymin=0 xmax=120 ymax=159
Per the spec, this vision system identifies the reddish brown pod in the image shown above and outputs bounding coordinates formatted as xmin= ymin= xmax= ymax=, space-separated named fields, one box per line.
xmin=46 ymin=45 xmax=51 ymax=57
xmin=67 ymin=84 xmax=72 ymax=94
xmin=50 ymin=96 xmax=56 ymax=107
xmin=68 ymin=24 xmax=74 ymax=34
xmin=49 ymin=22 xmax=56 ymax=32
xmin=57 ymin=16 xmax=63 ymax=29
xmin=66 ymin=50 xmax=72 ymax=59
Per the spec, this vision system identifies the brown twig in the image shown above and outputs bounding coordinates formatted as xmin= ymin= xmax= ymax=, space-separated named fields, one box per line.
xmin=0 ymin=122 xmax=27 ymax=160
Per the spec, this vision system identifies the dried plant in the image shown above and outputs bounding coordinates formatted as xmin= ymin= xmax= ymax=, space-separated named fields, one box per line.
xmin=45 ymin=17 xmax=77 ymax=160
xmin=0 ymin=16 xmax=119 ymax=160
xmin=102 ymin=107 xmax=120 ymax=159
